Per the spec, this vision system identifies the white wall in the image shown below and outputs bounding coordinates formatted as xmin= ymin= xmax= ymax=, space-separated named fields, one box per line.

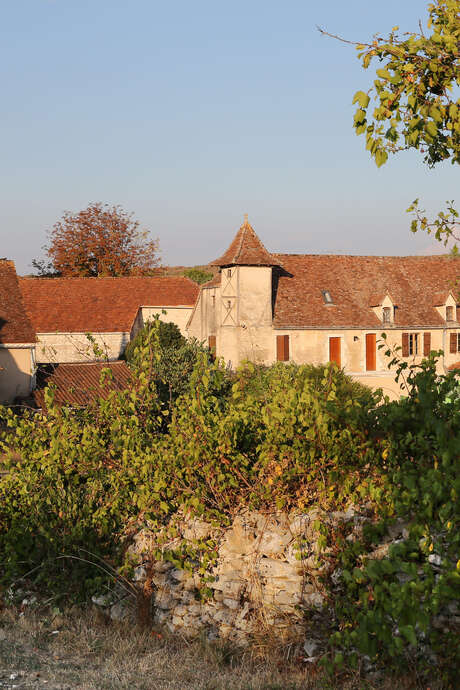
xmin=35 ymin=332 xmax=130 ymax=363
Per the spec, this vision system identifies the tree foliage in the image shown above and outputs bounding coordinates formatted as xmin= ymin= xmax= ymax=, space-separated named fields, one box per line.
xmin=40 ymin=203 xmax=160 ymax=277
xmin=183 ymin=268 xmax=214 ymax=285
xmin=124 ymin=317 xmax=211 ymax=405
xmin=320 ymin=0 xmax=460 ymax=244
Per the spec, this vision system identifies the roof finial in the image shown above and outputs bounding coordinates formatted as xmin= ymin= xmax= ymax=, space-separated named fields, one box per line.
xmin=243 ymin=213 xmax=248 ymax=225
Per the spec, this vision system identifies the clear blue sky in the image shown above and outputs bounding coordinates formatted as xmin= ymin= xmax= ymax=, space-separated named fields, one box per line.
xmin=1 ymin=0 xmax=456 ymax=273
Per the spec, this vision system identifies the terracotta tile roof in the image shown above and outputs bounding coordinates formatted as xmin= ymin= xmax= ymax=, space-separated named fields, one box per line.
xmin=447 ymin=361 xmax=460 ymax=371
xmin=33 ymin=360 xmax=132 ymax=409
xmin=0 ymin=260 xmax=36 ymax=344
xmin=272 ymin=254 xmax=460 ymax=329
xmin=19 ymin=276 xmax=199 ymax=333
xmin=211 ymin=218 xmax=277 ymax=267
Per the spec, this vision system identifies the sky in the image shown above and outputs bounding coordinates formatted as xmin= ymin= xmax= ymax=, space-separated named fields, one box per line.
xmin=0 ymin=0 xmax=457 ymax=274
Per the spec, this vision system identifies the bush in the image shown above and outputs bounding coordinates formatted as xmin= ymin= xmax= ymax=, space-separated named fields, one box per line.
xmin=329 ymin=353 xmax=460 ymax=682
xmin=0 ymin=340 xmax=381 ymax=593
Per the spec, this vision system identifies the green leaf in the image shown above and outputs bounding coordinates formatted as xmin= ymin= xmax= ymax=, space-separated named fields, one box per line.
xmin=353 ymin=91 xmax=370 ymax=108
xmin=376 ymin=68 xmax=391 ymax=80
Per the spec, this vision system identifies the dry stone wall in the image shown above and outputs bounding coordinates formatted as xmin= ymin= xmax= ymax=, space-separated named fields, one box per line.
xmin=121 ymin=507 xmax=367 ymax=645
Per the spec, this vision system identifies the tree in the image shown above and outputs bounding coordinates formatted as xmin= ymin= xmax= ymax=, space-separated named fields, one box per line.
xmin=183 ymin=268 xmax=214 ymax=285
xmin=38 ymin=203 xmax=160 ymax=277
xmin=319 ymin=0 xmax=460 ymax=245
xmin=124 ymin=318 xmax=211 ymax=406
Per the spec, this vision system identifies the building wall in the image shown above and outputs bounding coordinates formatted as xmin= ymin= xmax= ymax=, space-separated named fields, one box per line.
xmin=35 ymin=332 xmax=130 ymax=363
xmin=0 ymin=345 xmax=35 ymax=402
xmin=138 ymin=307 xmax=193 ymax=336
xmin=188 ymin=267 xmax=460 ymax=398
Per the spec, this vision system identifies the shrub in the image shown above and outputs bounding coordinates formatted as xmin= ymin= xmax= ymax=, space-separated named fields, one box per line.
xmin=0 ymin=337 xmax=381 ymax=593
xmin=329 ymin=353 xmax=460 ymax=682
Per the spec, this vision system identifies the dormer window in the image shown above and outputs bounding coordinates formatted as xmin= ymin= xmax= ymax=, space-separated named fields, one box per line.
xmin=446 ymin=305 xmax=454 ymax=321
xmin=322 ymin=290 xmax=333 ymax=305
xmin=382 ymin=306 xmax=392 ymax=323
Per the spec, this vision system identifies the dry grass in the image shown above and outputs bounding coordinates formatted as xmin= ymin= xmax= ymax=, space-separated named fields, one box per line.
xmin=0 ymin=605 xmax=434 ymax=690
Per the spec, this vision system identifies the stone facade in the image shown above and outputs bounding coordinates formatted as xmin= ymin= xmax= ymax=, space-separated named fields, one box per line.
xmin=187 ymin=219 xmax=460 ymax=398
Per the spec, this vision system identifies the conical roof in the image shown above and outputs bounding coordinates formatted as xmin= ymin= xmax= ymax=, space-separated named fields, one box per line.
xmin=211 ymin=217 xmax=277 ymax=267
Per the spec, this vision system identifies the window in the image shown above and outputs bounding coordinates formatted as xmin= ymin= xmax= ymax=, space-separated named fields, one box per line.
xmin=227 ymin=269 xmax=232 ymax=279
xmin=276 ymin=335 xmax=290 ymax=362
xmin=211 ymin=295 xmax=215 ymax=307
xmin=402 ymin=333 xmax=419 ymax=357
xmin=409 ymin=333 xmax=419 ymax=355
xmin=322 ymin=290 xmax=333 ymax=304
xmin=382 ymin=307 xmax=392 ymax=323
xmin=446 ymin=305 xmax=454 ymax=321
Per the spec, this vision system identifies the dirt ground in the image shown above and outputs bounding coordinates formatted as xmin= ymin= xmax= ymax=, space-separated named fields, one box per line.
xmin=0 ymin=605 xmax=326 ymax=690
xmin=0 ymin=605 xmax=438 ymax=690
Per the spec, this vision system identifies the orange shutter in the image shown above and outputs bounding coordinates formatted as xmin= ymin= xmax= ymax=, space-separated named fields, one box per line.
xmin=208 ymin=335 xmax=216 ymax=360
xmin=329 ymin=337 xmax=341 ymax=367
xmin=423 ymin=332 xmax=431 ymax=357
xmin=365 ymin=334 xmax=376 ymax=371
xmin=450 ymin=332 xmax=457 ymax=353
xmin=276 ymin=335 xmax=289 ymax=361
xmin=402 ymin=333 xmax=409 ymax=357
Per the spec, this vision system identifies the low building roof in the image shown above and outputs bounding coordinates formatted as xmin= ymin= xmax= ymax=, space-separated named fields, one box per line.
xmin=0 ymin=260 xmax=36 ymax=344
xmin=211 ymin=217 xmax=277 ymax=267
xmin=33 ymin=360 xmax=132 ymax=409
xmin=272 ymin=253 xmax=460 ymax=328
xmin=19 ymin=276 xmax=199 ymax=333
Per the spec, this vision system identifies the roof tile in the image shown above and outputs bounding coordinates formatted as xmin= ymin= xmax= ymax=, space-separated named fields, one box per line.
xmin=273 ymin=254 xmax=460 ymax=328
xmin=19 ymin=276 xmax=199 ymax=333
xmin=211 ymin=219 xmax=277 ymax=267
xmin=0 ymin=260 xmax=36 ymax=344
xmin=33 ymin=360 xmax=132 ymax=409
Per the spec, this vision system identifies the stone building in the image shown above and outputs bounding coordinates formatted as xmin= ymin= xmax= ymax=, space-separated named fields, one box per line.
xmin=187 ymin=217 xmax=460 ymax=397
xmin=20 ymin=276 xmax=199 ymax=364
xmin=0 ymin=260 xmax=36 ymax=403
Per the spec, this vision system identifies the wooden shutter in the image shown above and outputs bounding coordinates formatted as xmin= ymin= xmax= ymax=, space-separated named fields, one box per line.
xmin=450 ymin=332 xmax=457 ymax=354
xmin=329 ymin=337 xmax=341 ymax=367
xmin=365 ymin=333 xmax=376 ymax=371
xmin=423 ymin=332 xmax=431 ymax=357
xmin=276 ymin=335 xmax=289 ymax=362
xmin=402 ymin=333 xmax=409 ymax=357
xmin=208 ymin=335 xmax=216 ymax=360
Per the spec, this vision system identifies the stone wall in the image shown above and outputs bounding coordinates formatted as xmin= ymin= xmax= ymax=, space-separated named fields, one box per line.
xmin=91 ymin=506 xmax=459 ymax=666
xmin=121 ymin=507 xmax=367 ymax=647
